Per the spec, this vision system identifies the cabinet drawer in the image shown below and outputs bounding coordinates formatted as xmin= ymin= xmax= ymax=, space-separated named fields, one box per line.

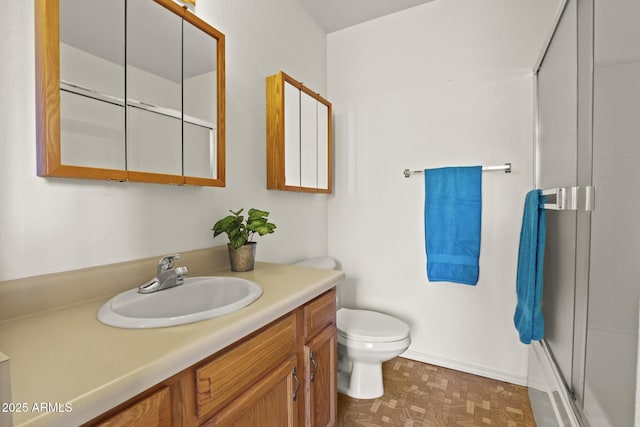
xmin=303 ymin=289 xmax=336 ymax=339
xmin=196 ymin=314 xmax=297 ymax=419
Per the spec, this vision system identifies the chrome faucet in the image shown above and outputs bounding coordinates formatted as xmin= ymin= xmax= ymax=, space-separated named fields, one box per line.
xmin=138 ymin=254 xmax=188 ymax=294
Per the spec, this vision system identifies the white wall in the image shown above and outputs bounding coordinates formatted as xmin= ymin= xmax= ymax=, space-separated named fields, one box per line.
xmin=327 ymin=0 xmax=560 ymax=383
xmin=0 ymin=0 xmax=328 ymax=281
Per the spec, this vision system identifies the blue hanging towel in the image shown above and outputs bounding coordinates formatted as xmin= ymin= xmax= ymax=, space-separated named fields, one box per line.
xmin=424 ymin=166 xmax=482 ymax=285
xmin=514 ymin=190 xmax=547 ymax=344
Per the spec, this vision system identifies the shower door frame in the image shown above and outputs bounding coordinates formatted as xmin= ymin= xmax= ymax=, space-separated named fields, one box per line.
xmin=533 ymin=0 xmax=593 ymax=415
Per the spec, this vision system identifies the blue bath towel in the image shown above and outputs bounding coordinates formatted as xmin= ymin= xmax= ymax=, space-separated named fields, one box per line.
xmin=424 ymin=166 xmax=482 ymax=285
xmin=514 ymin=190 xmax=547 ymax=344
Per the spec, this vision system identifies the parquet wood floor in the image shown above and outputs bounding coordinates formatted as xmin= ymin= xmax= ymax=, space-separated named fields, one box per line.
xmin=337 ymin=357 xmax=536 ymax=427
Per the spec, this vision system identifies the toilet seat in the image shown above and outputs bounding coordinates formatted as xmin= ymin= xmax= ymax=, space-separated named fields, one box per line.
xmin=337 ymin=308 xmax=410 ymax=342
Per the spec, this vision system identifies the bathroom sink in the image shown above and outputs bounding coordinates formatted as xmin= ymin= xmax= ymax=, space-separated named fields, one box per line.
xmin=97 ymin=277 xmax=263 ymax=328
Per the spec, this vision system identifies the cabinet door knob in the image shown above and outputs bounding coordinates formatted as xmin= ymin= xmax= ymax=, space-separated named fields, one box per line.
xmin=310 ymin=351 xmax=318 ymax=383
xmin=292 ymin=367 xmax=301 ymax=401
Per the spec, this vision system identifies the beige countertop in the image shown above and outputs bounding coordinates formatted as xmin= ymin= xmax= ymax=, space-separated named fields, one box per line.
xmin=0 ymin=262 xmax=344 ymax=426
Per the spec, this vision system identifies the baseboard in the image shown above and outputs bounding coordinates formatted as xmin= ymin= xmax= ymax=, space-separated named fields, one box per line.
xmin=401 ymin=350 xmax=528 ymax=387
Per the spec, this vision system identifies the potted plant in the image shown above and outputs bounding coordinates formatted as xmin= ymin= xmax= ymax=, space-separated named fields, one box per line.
xmin=212 ymin=208 xmax=277 ymax=272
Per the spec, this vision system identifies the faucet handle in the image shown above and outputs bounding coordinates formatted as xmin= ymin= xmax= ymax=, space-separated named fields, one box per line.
xmin=157 ymin=254 xmax=181 ymax=274
xmin=175 ymin=266 xmax=188 ymax=286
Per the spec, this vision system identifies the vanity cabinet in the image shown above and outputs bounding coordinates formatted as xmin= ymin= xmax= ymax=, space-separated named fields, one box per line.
xmin=302 ymin=291 xmax=337 ymax=427
xmin=266 ymin=72 xmax=332 ymax=193
xmin=84 ymin=288 xmax=336 ymax=427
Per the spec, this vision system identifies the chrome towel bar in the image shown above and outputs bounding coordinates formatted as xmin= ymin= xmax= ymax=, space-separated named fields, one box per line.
xmin=403 ymin=162 xmax=511 ymax=178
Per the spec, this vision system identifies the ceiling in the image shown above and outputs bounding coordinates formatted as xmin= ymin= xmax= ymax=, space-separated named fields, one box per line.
xmin=296 ymin=0 xmax=437 ymax=33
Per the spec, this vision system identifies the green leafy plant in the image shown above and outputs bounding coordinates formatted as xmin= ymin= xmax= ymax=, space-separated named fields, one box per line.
xmin=212 ymin=208 xmax=277 ymax=249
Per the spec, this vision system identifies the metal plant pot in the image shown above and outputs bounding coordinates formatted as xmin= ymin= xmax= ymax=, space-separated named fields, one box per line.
xmin=227 ymin=242 xmax=256 ymax=272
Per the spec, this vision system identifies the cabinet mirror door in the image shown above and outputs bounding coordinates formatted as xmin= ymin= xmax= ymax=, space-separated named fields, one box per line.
xmin=183 ymin=18 xmax=219 ymax=182
xmin=316 ymin=101 xmax=329 ymax=190
xmin=126 ymin=0 xmax=182 ymax=179
xmin=59 ymin=0 xmax=126 ymax=171
xmin=300 ymin=91 xmax=317 ymax=189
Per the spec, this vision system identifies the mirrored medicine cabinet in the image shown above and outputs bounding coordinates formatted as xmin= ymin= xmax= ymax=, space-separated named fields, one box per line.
xmin=266 ymin=72 xmax=332 ymax=194
xmin=35 ymin=0 xmax=226 ymax=186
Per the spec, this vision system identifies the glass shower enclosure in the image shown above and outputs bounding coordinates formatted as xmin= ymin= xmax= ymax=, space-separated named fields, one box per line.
xmin=533 ymin=0 xmax=640 ymax=425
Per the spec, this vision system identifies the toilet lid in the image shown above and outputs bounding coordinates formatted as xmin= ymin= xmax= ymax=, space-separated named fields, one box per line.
xmin=337 ymin=308 xmax=410 ymax=342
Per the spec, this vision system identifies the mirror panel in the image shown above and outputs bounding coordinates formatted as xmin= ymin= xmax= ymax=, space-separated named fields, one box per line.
xmin=183 ymin=18 xmax=218 ymax=179
xmin=184 ymin=122 xmax=216 ymax=178
xmin=127 ymin=0 xmax=182 ymax=175
xmin=299 ymin=90 xmax=317 ymax=189
xmin=127 ymin=109 xmax=182 ymax=175
xmin=60 ymin=91 xmax=125 ymax=169
xmin=283 ymin=81 xmax=301 ymax=187
xmin=316 ymin=101 xmax=329 ymax=190
xmin=59 ymin=0 xmax=125 ymax=170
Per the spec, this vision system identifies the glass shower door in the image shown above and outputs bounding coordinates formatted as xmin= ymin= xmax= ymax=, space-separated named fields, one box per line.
xmin=534 ymin=0 xmax=640 ymax=424
xmin=582 ymin=0 xmax=640 ymax=425
xmin=536 ymin=0 xmax=580 ymax=396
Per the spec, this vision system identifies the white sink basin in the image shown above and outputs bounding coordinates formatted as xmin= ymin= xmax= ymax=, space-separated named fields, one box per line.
xmin=98 ymin=277 xmax=263 ymax=328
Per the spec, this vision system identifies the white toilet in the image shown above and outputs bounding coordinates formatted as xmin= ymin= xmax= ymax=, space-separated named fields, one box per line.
xmin=293 ymin=257 xmax=411 ymax=400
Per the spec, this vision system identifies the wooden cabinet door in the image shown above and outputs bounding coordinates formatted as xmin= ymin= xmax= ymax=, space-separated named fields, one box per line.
xmin=196 ymin=314 xmax=296 ymax=420
xmin=94 ymin=387 xmax=171 ymax=427
xmin=202 ymin=357 xmax=300 ymax=427
xmin=304 ymin=326 xmax=337 ymax=427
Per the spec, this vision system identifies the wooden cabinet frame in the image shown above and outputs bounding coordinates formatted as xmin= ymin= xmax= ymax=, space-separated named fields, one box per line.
xmin=266 ymin=71 xmax=332 ymax=193
xmin=35 ymin=0 xmax=226 ymax=186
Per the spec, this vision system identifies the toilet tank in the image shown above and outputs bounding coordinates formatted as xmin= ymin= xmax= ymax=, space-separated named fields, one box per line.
xmin=292 ymin=257 xmax=337 ymax=270
xmin=293 ymin=257 xmax=341 ymax=309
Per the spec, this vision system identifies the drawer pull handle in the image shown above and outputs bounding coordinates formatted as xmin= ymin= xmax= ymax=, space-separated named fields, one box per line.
xmin=310 ymin=352 xmax=318 ymax=383
xmin=198 ymin=377 xmax=214 ymax=401
xmin=292 ymin=367 xmax=300 ymax=401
